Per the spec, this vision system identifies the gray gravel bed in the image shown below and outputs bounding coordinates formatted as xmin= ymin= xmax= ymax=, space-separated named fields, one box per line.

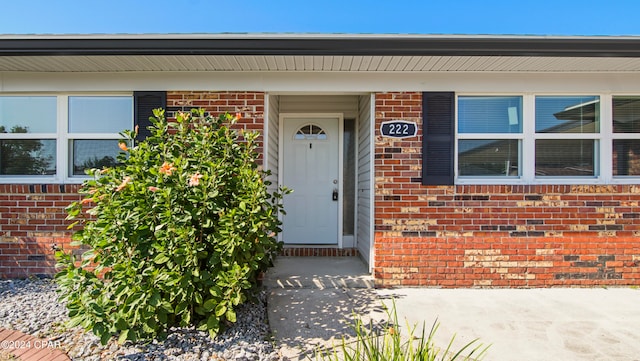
xmin=0 ymin=278 xmax=282 ymax=361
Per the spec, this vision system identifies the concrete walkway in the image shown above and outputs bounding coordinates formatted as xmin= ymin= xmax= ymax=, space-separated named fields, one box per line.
xmin=265 ymin=256 xmax=640 ymax=361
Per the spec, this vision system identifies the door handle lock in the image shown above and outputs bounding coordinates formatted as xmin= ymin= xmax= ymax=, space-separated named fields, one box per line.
xmin=332 ymin=188 xmax=339 ymax=201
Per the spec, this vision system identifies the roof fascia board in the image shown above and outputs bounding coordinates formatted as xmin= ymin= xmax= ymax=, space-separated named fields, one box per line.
xmin=1 ymin=37 xmax=640 ymax=57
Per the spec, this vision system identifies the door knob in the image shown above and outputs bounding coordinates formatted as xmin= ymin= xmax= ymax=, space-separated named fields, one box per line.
xmin=332 ymin=188 xmax=339 ymax=201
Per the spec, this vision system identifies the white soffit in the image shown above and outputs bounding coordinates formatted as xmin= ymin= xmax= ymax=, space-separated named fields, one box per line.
xmin=1 ymin=55 xmax=640 ymax=73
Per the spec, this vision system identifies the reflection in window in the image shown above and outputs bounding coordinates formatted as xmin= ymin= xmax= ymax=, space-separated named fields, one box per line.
xmin=0 ymin=96 xmax=57 ymax=133
xmin=0 ymin=139 xmax=56 ymax=175
xmin=294 ymin=124 xmax=327 ymax=140
xmin=0 ymin=94 xmax=135 ymax=180
xmin=457 ymin=96 xmax=522 ymax=177
xmin=613 ymin=97 xmax=640 ymax=133
xmin=536 ymin=96 xmax=600 ymax=133
xmin=69 ymin=96 xmax=133 ymax=177
xmin=536 ymin=139 xmax=595 ymax=176
xmin=69 ymin=96 xmax=133 ymax=133
xmin=459 ymin=139 xmax=520 ymax=176
xmin=458 ymin=96 xmax=523 ymax=133
xmin=72 ymin=140 xmax=122 ymax=175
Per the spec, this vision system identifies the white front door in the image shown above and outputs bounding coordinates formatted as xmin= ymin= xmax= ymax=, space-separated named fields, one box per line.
xmin=281 ymin=115 xmax=341 ymax=244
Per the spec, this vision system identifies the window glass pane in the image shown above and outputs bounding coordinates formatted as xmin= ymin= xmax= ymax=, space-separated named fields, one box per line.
xmin=0 ymin=97 xmax=56 ymax=133
xmin=535 ymin=139 xmax=595 ymax=176
xmin=69 ymin=96 xmax=133 ymax=133
xmin=294 ymin=124 xmax=327 ymax=140
xmin=458 ymin=139 xmax=520 ymax=176
xmin=343 ymin=119 xmax=356 ymax=235
xmin=613 ymin=140 xmax=640 ymax=176
xmin=536 ymin=96 xmax=599 ymax=133
xmin=613 ymin=97 xmax=640 ymax=133
xmin=0 ymin=139 xmax=56 ymax=175
xmin=72 ymin=140 xmax=122 ymax=175
xmin=458 ymin=96 xmax=522 ymax=133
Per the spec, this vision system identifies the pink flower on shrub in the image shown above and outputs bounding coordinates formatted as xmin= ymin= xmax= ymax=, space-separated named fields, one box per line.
xmin=115 ymin=176 xmax=131 ymax=192
xmin=188 ymin=172 xmax=203 ymax=186
xmin=159 ymin=162 xmax=176 ymax=176
xmin=147 ymin=186 xmax=160 ymax=192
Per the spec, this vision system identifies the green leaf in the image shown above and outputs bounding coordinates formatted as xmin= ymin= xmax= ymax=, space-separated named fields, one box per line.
xmin=203 ymin=299 xmax=216 ymax=312
xmin=157 ymin=310 xmax=167 ymax=324
xmin=118 ymin=329 xmax=129 ymax=344
xmin=149 ymin=290 xmax=160 ymax=306
xmin=92 ymin=323 xmax=105 ymax=337
xmin=209 ymin=286 xmax=221 ymax=297
xmin=89 ymin=302 xmax=104 ymax=315
xmin=181 ymin=311 xmax=191 ymax=325
xmin=225 ymin=309 xmax=236 ymax=323
xmin=215 ymin=303 xmax=227 ymax=317
xmin=207 ymin=314 xmax=219 ymax=329
xmin=153 ymin=253 xmax=169 ymax=264
xmin=115 ymin=318 xmax=129 ymax=331
xmin=100 ymin=330 xmax=111 ymax=345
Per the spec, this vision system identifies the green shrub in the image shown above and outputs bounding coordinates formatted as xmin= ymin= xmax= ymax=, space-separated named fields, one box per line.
xmin=315 ymin=301 xmax=489 ymax=361
xmin=55 ymin=109 xmax=286 ymax=344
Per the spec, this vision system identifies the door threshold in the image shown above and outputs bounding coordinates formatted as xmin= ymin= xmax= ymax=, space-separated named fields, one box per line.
xmin=280 ymin=247 xmax=359 ymax=257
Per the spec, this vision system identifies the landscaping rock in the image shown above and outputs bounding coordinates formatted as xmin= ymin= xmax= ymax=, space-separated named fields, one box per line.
xmin=0 ymin=278 xmax=281 ymax=360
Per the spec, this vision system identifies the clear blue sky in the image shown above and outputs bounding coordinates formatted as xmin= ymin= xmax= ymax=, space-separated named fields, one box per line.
xmin=1 ymin=0 xmax=638 ymax=36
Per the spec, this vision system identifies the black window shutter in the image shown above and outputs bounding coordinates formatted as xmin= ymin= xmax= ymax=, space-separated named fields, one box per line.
xmin=422 ymin=92 xmax=455 ymax=185
xmin=133 ymin=91 xmax=166 ymax=142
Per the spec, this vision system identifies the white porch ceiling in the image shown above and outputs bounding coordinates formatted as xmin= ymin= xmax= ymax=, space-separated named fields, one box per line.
xmin=1 ymin=55 xmax=640 ymax=73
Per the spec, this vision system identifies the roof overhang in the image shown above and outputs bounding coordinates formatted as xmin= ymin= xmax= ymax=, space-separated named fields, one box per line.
xmin=1 ymin=34 xmax=640 ymax=73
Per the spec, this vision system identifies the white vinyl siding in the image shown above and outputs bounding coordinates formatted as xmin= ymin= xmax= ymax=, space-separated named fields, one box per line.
xmin=357 ymin=94 xmax=374 ymax=268
xmin=279 ymin=95 xmax=359 ymax=118
xmin=265 ymin=94 xmax=280 ymax=195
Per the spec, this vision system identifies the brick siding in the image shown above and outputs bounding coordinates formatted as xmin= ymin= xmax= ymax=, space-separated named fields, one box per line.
xmin=0 ymin=184 xmax=81 ymax=278
xmin=373 ymin=92 xmax=640 ymax=287
xmin=167 ymin=91 xmax=265 ymax=157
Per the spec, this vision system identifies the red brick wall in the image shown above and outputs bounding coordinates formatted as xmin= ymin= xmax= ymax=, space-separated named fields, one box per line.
xmin=167 ymin=91 xmax=265 ymax=156
xmin=373 ymin=92 xmax=640 ymax=287
xmin=0 ymin=91 xmax=267 ymax=279
xmin=0 ymin=184 xmax=80 ymax=278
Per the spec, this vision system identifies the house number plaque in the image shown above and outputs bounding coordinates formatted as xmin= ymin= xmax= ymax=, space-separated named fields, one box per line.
xmin=380 ymin=120 xmax=418 ymax=139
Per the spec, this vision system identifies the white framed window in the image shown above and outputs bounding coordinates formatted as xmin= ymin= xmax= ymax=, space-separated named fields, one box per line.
xmin=456 ymin=93 xmax=640 ymax=184
xmin=67 ymin=96 xmax=133 ymax=177
xmin=457 ymin=96 xmax=523 ymax=178
xmin=534 ymin=96 xmax=600 ymax=178
xmin=0 ymin=96 xmax=58 ymax=178
xmin=0 ymin=94 xmax=133 ymax=183
xmin=294 ymin=124 xmax=328 ymax=140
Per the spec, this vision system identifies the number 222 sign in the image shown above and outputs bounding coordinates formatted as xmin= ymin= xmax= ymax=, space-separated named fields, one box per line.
xmin=380 ymin=120 xmax=418 ymax=139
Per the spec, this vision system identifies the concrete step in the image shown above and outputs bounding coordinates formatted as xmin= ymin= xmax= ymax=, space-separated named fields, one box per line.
xmin=263 ymin=256 xmax=374 ymax=289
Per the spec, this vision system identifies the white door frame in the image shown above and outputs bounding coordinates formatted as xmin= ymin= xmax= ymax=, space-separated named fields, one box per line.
xmin=278 ymin=113 xmax=344 ymax=247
